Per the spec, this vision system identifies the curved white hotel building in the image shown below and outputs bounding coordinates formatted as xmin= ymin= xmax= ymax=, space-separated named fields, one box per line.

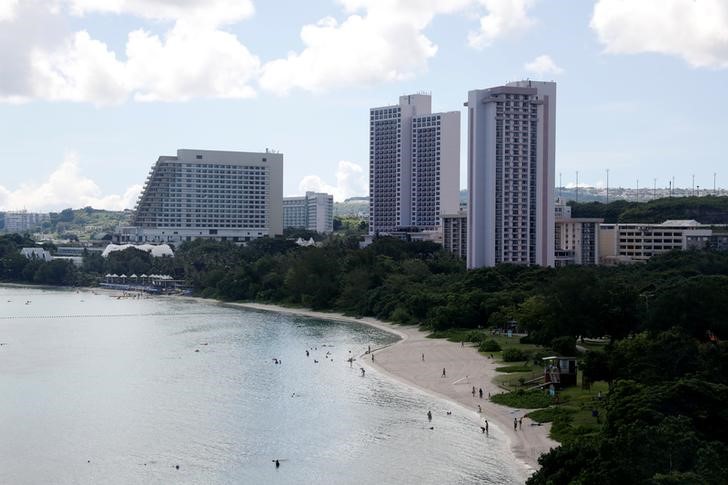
xmin=118 ymin=149 xmax=283 ymax=244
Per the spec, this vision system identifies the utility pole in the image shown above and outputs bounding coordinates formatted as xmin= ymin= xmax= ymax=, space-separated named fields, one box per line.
xmin=669 ymin=180 xmax=672 ymax=198
xmin=606 ymin=169 xmax=610 ymax=203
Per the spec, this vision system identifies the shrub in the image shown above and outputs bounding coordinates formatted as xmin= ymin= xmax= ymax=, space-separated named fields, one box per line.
xmin=502 ymin=347 xmax=530 ymax=362
xmin=495 ymin=365 xmax=532 ymax=373
xmin=465 ymin=330 xmax=487 ymax=343
xmin=520 ymin=334 xmax=535 ymax=344
xmin=479 ymin=339 xmax=502 ymax=352
xmin=550 ymin=336 xmax=577 ymax=356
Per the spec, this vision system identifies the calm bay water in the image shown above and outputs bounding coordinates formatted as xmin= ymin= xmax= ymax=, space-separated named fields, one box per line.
xmin=0 ymin=286 xmax=526 ymax=484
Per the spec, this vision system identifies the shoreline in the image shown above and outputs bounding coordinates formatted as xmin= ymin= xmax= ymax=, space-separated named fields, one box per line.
xmin=215 ymin=300 xmax=557 ymax=475
xmin=1 ymin=283 xmax=555 ymax=476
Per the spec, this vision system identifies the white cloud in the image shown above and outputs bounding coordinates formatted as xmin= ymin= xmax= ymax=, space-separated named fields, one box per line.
xmin=468 ymin=0 xmax=536 ymax=48
xmin=524 ymin=54 xmax=563 ymax=76
xmin=0 ymin=0 xmax=18 ymax=21
xmin=260 ymin=0 xmax=473 ymax=95
xmin=298 ymin=160 xmax=368 ymax=201
xmin=0 ymin=1 xmax=259 ymax=103
xmin=68 ymin=0 xmax=254 ymax=26
xmin=125 ymin=23 xmax=259 ymax=102
xmin=1 ymin=0 xmax=543 ymax=102
xmin=0 ymin=153 xmax=142 ymax=211
xmin=29 ymin=30 xmax=129 ymax=104
xmin=591 ymin=0 xmax=728 ymax=68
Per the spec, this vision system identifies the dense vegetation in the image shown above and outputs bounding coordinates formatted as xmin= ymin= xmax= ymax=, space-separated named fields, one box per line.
xmin=570 ymin=195 xmax=728 ymax=224
xmin=3 ymin=226 xmax=728 ymax=483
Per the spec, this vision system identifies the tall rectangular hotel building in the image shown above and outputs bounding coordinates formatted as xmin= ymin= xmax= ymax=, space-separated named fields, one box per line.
xmin=369 ymin=94 xmax=460 ymax=233
xmin=466 ymin=81 xmax=556 ymax=268
xmin=120 ymin=149 xmax=283 ymax=244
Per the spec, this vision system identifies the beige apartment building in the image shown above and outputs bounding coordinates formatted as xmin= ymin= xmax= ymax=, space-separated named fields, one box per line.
xmin=599 ymin=220 xmax=711 ymax=264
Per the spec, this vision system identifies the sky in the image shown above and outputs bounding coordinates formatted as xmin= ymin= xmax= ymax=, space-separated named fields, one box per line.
xmin=1 ymin=0 xmax=727 ymax=211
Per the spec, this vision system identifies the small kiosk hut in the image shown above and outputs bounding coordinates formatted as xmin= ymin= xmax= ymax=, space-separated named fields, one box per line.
xmin=542 ymin=356 xmax=578 ymax=388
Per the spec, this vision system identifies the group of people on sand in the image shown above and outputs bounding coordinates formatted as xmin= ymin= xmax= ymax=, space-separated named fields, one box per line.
xmin=514 ymin=417 xmax=523 ymax=430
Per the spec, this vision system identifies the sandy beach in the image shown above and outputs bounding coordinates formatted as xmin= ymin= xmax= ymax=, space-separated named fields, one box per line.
xmin=225 ymin=301 xmax=557 ymax=474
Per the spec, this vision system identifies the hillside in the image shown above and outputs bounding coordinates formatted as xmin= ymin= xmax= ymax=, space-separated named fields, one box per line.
xmin=569 ymin=196 xmax=728 ymax=224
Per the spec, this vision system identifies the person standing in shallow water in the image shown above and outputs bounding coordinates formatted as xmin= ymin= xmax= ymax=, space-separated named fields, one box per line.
xmin=441 ymin=368 xmax=446 ymax=378
xmin=427 ymin=410 xmax=432 ymax=421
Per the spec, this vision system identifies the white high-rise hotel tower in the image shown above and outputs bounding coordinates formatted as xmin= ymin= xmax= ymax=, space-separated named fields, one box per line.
xmin=466 ymin=81 xmax=556 ymax=268
xmin=369 ymin=94 xmax=460 ymax=233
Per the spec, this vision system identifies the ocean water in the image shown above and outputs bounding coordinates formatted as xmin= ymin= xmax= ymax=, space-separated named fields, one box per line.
xmin=0 ymin=286 xmax=526 ymax=484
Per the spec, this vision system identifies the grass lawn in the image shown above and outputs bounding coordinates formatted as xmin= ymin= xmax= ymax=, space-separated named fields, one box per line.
xmin=491 ymin=389 xmax=553 ymax=409
xmin=526 ymin=379 xmax=609 ymax=444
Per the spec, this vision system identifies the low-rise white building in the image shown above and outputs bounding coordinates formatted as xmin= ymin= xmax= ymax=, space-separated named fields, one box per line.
xmin=20 ymin=247 xmax=52 ymax=261
xmin=599 ymin=220 xmax=714 ymax=264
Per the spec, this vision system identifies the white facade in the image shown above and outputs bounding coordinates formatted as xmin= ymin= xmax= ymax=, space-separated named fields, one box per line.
xmin=20 ymin=247 xmax=52 ymax=261
xmin=4 ymin=211 xmax=49 ymax=233
xmin=467 ymin=81 xmax=556 ymax=268
xmin=599 ymin=220 xmax=716 ymax=264
xmin=554 ymin=198 xmax=601 ymax=266
xmin=369 ymin=94 xmax=460 ymax=233
xmin=120 ymin=149 xmax=283 ymax=244
xmin=283 ymin=191 xmax=334 ymax=233
xmin=442 ymin=211 xmax=468 ymax=260
xmin=282 ymin=196 xmax=307 ymax=229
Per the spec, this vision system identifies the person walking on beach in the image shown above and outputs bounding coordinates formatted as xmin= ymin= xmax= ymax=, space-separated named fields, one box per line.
xmin=479 ymin=388 xmax=483 ymax=399
xmin=361 ymin=368 xmax=366 ymax=377
xmin=427 ymin=410 xmax=432 ymax=422
xmin=441 ymin=368 xmax=446 ymax=378
xmin=478 ymin=404 xmax=482 ymax=413
xmin=514 ymin=418 xmax=518 ymax=430
xmin=485 ymin=420 xmax=489 ymax=434
xmin=519 ymin=417 xmax=523 ymax=429
xmin=472 ymin=386 xmax=476 ymax=397
xmin=371 ymin=353 xmax=374 ymax=361
xmin=421 ymin=353 xmax=425 ymax=362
